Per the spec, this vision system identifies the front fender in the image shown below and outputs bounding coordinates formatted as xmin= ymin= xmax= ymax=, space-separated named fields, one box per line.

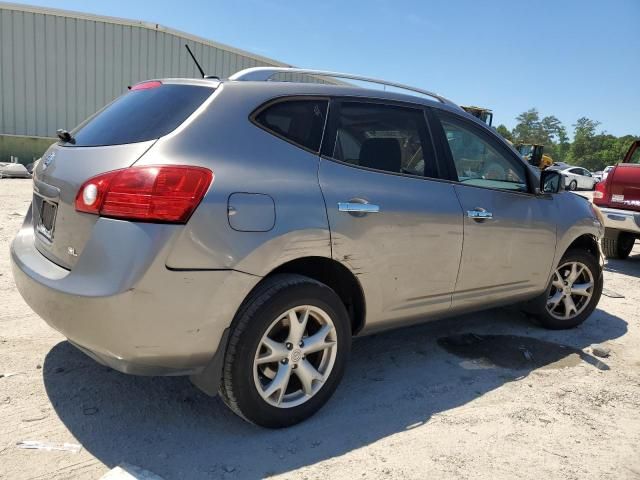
xmin=551 ymin=192 xmax=604 ymax=275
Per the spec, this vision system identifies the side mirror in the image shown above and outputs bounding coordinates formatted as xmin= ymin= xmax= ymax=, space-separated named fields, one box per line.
xmin=540 ymin=170 xmax=563 ymax=194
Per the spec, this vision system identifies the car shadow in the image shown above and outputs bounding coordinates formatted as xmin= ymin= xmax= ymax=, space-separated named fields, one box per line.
xmin=43 ymin=307 xmax=627 ymax=479
xmin=604 ymin=247 xmax=640 ymax=278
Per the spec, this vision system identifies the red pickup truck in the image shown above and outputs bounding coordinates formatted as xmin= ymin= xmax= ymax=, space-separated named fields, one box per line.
xmin=593 ymin=140 xmax=640 ymax=259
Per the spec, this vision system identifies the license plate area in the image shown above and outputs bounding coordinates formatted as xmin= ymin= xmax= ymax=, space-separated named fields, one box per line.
xmin=35 ymin=197 xmax=58 ymax=242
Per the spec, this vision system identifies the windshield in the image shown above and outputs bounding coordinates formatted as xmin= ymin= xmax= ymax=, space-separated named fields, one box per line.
xmin=518 ymin=145 xmax=533 ymax=157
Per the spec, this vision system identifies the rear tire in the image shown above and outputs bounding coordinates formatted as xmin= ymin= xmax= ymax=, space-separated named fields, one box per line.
xmin=568 ymin=180 xmax=577 ymax=191
xmin=219 ymin=274 xmax=351 ymax=428
xmin=601 ymin=232 xmax=635 ymax=259
xmin=525 ymin=249 xmax=602 ymax=330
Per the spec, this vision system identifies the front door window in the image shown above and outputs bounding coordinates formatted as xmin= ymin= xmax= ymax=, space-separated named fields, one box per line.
xmin=439 ymin=117 xmax=528 ymax=192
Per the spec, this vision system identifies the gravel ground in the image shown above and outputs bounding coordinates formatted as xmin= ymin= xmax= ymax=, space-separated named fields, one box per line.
xmin=1 ymin=178 xmax=639 ymax=480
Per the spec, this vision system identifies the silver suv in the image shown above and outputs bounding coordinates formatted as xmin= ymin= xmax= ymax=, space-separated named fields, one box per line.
xmin=11 ymin=68 xmax=604 ymax=427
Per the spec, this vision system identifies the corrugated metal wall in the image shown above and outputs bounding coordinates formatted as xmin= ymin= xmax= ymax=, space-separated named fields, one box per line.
xmin=0 ymin=4 xmax=298 ymax=138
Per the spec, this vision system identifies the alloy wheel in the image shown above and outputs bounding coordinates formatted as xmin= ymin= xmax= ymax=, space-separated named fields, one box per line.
xmin=546 ymin=261 xmax=594 ymax=320
xmin=253 ymin=305 xmax=337 ymax=408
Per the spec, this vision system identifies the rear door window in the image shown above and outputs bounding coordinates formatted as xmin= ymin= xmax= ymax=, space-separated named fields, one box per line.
xmin=70 ymin=83 xmax=214 ymax=147
xmin=253 ymin=99 xmax=328 ymax=153
xmin=328 ymin=101 xmax=437 ymax=178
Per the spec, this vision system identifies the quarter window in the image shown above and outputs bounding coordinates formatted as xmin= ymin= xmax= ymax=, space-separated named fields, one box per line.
xmin=330 ymin=102 xmax=437 ymax=177
xmin=438 ymin=114 xmax=528 ymax=192
xmin=254 ymin=99 xmax=328 ymax=153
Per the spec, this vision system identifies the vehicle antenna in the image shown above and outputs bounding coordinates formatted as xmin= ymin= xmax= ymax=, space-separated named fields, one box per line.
xmin=185 ymin=44 xmax=205 ymax=78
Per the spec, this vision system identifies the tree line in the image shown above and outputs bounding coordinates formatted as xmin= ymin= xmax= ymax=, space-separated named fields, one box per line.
xmin=495 ymin=109 xmax=637 ymax=172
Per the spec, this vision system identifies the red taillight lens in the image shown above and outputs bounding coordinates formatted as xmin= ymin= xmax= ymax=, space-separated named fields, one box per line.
xmin=75 ymin=171 xmax=118 ymax=214
xmin=593 ymin=181 xmax=606 ymax=199
xmin=75 ymin=165 xmax=213 ymax=223
xmin=593 ymin=177 xmax=609 ymax=203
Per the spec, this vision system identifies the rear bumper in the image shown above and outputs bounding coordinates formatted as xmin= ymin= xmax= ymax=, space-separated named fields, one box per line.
xmin=10 ymin=208 xmax=259 ymax=376
xmin=599 ymin=207 xmax=640 ymax=235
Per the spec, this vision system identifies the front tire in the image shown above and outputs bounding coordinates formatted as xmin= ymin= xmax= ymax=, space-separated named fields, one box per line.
xmin=526 ymin=249 xmax=602 ymax=329
xmin=601 ymin=232 xmax=635 ymax=259
xmin=219 ymin=274 xmax=351 ymax=428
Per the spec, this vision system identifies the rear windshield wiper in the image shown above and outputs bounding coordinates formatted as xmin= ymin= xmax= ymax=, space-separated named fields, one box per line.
xmin=56 ymin=129 xmax=76 ymax=145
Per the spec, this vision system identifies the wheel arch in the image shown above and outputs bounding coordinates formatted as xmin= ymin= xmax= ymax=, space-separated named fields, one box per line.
xmin=190 ymin=255 xmax=366 ymax=398
xmin=265 ymin=256 xmax=367 ymax=335
xmin=564 ymin=233 xmax=600 ymax=259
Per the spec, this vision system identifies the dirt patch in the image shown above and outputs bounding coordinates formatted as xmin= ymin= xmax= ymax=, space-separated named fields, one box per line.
xmin=438 ymin=333 xmax=609 ymax=371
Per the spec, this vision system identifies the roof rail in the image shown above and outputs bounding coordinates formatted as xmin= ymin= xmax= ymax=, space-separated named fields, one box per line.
xmin=229 ymin=67 xmax=459 ymax=107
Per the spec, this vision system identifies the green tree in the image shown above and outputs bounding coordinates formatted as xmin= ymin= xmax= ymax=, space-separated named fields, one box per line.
xmin=513 ymin=109 xmax=545 ymax=144
xmin=574 ymin=117 xmax=600 ymax=138
xmin=496 ymin=124 xmax=513 ymax=142
xmin=508 ymin=110 xmax=637 ymax=171
xmin=568 ymin=117 xmax=602 ymax=170
xmin=511 ymin=109 xmax=571 ymax=163
xmin=543 ymin=121 xmax=570 ymax=163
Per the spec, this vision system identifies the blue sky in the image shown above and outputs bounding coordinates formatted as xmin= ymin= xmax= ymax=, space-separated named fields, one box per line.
xmin=11 ymin=0 xmax=640 ymax=137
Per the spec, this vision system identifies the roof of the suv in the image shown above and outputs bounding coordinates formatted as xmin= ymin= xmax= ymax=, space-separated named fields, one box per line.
xmin=229 ymin=67 xmax=458 ymax=106
xmin=153 ymin=67 xmax=473 ymax=121
xmin=228 ymin=67 xmax=464 ymax=111
xmin=223 ymin=80 xmax=461 ymax=111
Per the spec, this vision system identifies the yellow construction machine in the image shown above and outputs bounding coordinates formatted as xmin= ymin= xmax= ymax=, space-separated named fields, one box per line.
xmin=461 ymin=106 xmax=493 ymax=126
xmin=515 ymin=144 xmax=553 ymax=170
xmin=461 ymin=106 xmax=553 ymax=170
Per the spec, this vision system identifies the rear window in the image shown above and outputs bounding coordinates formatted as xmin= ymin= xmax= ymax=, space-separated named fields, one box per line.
xmin=253 ymin=99 xmax=328 ymax=153
xmin=69 ymin=84 xmax=213 ymax=147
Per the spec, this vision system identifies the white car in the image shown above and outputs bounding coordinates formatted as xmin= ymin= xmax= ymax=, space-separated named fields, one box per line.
xmin=0 ymin=162 xmax=32 ymax=179
xmin=558 ymin=166 xmax=597 ymax=191
xmin=593 ymin=166 xmax=614 ymax=183
xmin=601 ymin=165 xmax=614 ymax=181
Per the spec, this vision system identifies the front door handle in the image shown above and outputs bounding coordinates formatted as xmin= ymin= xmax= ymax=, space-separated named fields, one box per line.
xmin=338 ymin=202 xmax=380 ymax=214
xmin=467 ymin=208 xmax=493 ymax=220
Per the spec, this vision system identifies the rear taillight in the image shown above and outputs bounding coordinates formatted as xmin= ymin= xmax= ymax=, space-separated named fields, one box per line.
xmin=593 ymin=168 xmax=614 ymax=205
xmin=75 ymin=165 xmax=213 ymax=223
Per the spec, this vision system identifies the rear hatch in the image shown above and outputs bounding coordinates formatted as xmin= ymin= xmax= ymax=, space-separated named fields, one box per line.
xmin=32 ymin=81 xmax=215 ymax=269
xmin=605 ymin=140 xmax=640 ymax=211
xmin=607 ymin=163 xmax=640 ymax=212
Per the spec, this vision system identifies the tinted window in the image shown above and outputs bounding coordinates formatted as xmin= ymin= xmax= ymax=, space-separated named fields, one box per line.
xmin=330 ymin=102 xmax=436 ymax=177
xmin=255 ymin=99 xmax=328 ymax=152
xmin=438 ymin=114 xmax=528 ymax=192
xmin=630 ymin=147 xmax=640 ymax=164
xmin=569 ymin=168 xmax=582 ymax=175
xmin=71 ymin=84 xmax=213 ymax=147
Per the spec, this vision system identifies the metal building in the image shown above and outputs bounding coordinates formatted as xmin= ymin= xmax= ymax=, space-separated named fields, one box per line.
xmin=0 ymin=2 xmax=298 ymax=161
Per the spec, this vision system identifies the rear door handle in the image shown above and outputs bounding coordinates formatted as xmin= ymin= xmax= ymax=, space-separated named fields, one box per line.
xmin=338 ymin=202 xmax=380 ymax=213
xmin=467 ymin=208 xmax=493 ymax=220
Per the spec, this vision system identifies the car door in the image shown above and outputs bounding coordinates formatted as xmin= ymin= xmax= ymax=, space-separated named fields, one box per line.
xmin=573 ymin=168 xmax=585 ymax=189
xmin=568 ymin=168 xmax=582 ymax=188
xmin=318 ymin=99 xmax=463 ymax=331
xmin=429 ymin=108 xmax=557 ymax=311
xmin=581 ymin=168 xmax=595 ymax=189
